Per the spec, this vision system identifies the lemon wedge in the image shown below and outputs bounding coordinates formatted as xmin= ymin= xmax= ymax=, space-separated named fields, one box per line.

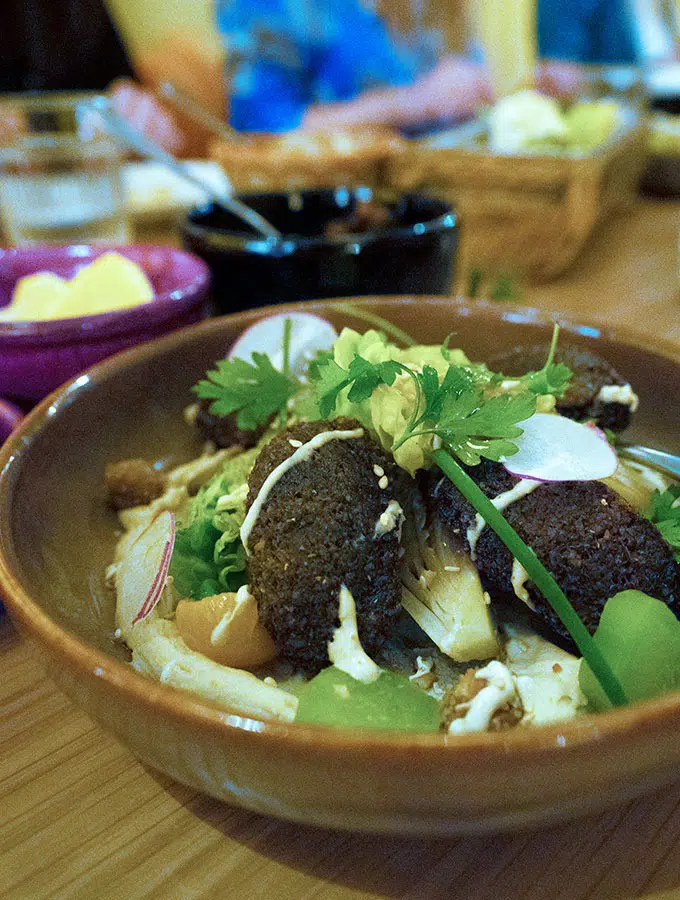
xmin=0 ymin=273 xmax=72 ymax=321
xmin=0 ymin=252 xmax=155 ymax=322
xmin=68 ymin=252 xmax=154 ymax=316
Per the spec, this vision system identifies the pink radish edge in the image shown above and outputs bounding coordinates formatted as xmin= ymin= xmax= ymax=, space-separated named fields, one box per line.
xmin=502 ymin=413 xmax=618 ymax=483
xmin=131 ymin=512 xmax=176 ymax=625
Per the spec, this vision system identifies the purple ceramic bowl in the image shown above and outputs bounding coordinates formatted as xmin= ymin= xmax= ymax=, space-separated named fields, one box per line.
xmin=0 ymin=245 xmax=211 ymax=403
xmin=0 ymin=397 xmax=22 ymax=444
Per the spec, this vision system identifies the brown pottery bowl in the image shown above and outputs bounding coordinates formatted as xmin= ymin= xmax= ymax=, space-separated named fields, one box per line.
xmin=1 ymin=297 xmax=680 ymax=836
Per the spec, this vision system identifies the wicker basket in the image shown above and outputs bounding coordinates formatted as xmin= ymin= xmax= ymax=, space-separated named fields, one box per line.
xmin=209 ymin=127 xmax=406 ymax=194
xmin=386 ymin=114 xmax=650 ymax=284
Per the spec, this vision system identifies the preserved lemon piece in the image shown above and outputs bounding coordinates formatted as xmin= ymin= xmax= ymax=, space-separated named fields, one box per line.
xmin=175 ymin=586 xmax=277 ymax=669
xmin=68 ymin=251 xmax=154 ymax=316
xmin=0 ymin=252 xmax=154 ymax=322
xmin=0 ymin=272 xmax=71 ymax=321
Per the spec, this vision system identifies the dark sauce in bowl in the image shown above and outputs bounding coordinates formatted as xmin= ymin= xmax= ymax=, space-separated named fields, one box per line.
xmin=180 ymin=189 xmax=459 ymax=313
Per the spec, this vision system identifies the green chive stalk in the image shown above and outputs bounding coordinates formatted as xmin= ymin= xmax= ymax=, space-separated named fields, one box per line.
xmin=330 ymin=301 xmax=417 ymax=347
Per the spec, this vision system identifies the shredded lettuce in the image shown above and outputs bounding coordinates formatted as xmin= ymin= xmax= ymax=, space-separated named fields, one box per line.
xmin=169 ymin=447 xmax=259 ymax=600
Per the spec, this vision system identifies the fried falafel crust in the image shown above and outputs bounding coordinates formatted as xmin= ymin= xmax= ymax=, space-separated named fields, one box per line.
xmin=427 ymin=460 xmax=680 ymax=641
xmin=247 ymin=418 xmax=415 ymax=671
xmin=195 ymin=399 xmax=268 ymax=449
xmin=489 ymin=344 xmax=633 ymax=432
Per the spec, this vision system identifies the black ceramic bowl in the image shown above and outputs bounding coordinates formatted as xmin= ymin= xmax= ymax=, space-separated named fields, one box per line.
xmin=180 ymin=189 xmax=458 ymax=313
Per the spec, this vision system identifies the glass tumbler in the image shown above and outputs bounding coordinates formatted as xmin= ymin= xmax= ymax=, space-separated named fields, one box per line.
xmin=0 ymin=92 xmax=131 ymax=247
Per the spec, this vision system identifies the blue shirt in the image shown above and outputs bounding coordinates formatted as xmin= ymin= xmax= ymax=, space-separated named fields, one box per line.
xmin=537 ymin=0 xmax=638 ymax=64
xmin=216 ymin=0 xmax=435 ymax=131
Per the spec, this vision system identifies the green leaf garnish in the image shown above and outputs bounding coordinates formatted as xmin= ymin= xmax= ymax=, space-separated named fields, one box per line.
xmin=434 ymin=387 xmax=537 ymax=466
xmin=313 ymin=354 xmax=401 ymax=419
xmin=646 ymin=484 xmax=680 ymax=562
xmin=579 ymin=590 xmax=680 ymax=710
xmin=309 ymin=353 xmax=537 ymax=466
xmin=193 ymin=352 xmax=300 ymax=431
xmin=521 ymin=325 xmax=572 ymax=398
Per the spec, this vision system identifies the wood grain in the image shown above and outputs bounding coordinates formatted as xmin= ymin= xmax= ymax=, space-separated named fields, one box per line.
xmin=3 ymin=201 xmax=680 ymax=900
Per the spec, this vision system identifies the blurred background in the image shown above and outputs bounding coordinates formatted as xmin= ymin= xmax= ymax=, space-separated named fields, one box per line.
xmin=1 ymin=0 xmax=680 ymax=322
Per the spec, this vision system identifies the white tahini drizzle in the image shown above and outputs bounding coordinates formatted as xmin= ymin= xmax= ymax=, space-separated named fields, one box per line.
xmin=328 ymin=584 xmax=380 ymax=683
xmin=448 ymin=661 xmax=518 ymax=735
xmin=595 ymin=383 xmax=639 ymax=412
xmin=511 ymin=558 xmax=535 ymax=610
xmin=240 ymin=428 xmax=364 ymax=552
xmin=466 ymin=479 xmax=541 ymax=559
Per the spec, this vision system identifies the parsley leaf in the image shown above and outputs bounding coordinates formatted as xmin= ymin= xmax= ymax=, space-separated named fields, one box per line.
xmin=193 ymin=352 xmax=299 ymax=431
xmin=346 ymin=356 xmax=402 ymax=403
xmin=311 ymin=354 xmax=401 ymax=418
xmin=436 ymin=385 xmax=537 ymax=465
xmin=524 ymin=360 xmax=572 ymax=398
xmin=647 ymin=485 xmax=680 ymax=562
xmin=309 ymin=349 xmax=537 ymax=466
xmin=521 ymin=324 xmax=573 ymax=398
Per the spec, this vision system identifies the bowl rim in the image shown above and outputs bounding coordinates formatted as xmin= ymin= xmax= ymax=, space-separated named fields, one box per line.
xmin=0 ymin=244 xmax=211 ymax=344
xmin=181 ymin=190 xmax=457 ymax=254
xmin=3 ymin=294 xmax=680 ymax=760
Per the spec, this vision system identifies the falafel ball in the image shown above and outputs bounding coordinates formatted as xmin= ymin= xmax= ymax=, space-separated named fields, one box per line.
xmin=427 ymin=461 xmax=680 ymax=641
xmin=194 ymin=399 xmax=269 ymax=449
xmin=489 ymin=344 xmax=635 ymax=432
xmin=246 ymin=417 xmax=416 ymax=671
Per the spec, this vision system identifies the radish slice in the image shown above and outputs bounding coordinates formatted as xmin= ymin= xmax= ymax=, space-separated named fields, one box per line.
xmin=503 ymin=413 xmax=618 ymax=482
xmin=228 ymin=312 xmax=337 ymax=377
xmin=118 ymin=511 xmax=176 ymax=628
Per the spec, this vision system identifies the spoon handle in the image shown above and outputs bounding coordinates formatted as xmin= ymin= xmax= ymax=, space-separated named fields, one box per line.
xmin=93 ymin=100 xmax=281 ymax=240
xmin=158 ymin=81 xmax=244 ymax=144
xmin=619 ymin=443 xmax=680 ymax=479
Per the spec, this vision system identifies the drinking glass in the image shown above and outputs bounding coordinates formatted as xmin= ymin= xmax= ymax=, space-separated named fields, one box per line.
xmin=0 ymin=92 xmax=131 ymax=246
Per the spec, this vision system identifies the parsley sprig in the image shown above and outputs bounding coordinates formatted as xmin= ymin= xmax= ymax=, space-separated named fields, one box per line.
xmin=647 ymin=485 xmax=680 ymax=562
xmin=193 ymin=352 xmax=299 ymax=431
xmin=520 ymin=325 xmax=573 ymax=398
xmin=310 ymin=355 xmax=537 ymax=465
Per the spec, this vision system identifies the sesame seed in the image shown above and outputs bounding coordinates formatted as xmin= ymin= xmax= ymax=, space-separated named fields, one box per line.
xmin=378 ymin=475 xmax=389 ymax=489
xmin=483 ymin=591 xmax=491 ymax=606
xmin=264 ymin=676 xmax=277 ymax=686
xmin=289 ymin=439 xmax=303 ymax=448
xmin=600 ymin=498 xmax=608 ymax=506
xmin=373 ymin=464 xmax=385 ymax=477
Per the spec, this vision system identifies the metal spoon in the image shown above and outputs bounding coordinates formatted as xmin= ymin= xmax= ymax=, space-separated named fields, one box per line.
xmin=618 ymin=442 xmax=680 ymax=479
xmin=93 ymin=99 xmax=281 ymax=240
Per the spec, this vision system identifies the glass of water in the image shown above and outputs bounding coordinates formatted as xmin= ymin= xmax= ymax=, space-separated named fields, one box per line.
xmin=0 ymin=92 xmax=131 ymax=246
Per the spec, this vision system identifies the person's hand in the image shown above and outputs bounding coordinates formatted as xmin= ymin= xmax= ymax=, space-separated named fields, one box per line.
xmin=302 ymin=55 xmax=493 ymax=131
xmin=109 ymin=78 xmax=188 ymax=155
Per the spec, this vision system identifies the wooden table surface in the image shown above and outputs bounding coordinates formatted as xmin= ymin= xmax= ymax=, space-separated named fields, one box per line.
xmin=2 ymin=200 xmax=680 ymax=900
